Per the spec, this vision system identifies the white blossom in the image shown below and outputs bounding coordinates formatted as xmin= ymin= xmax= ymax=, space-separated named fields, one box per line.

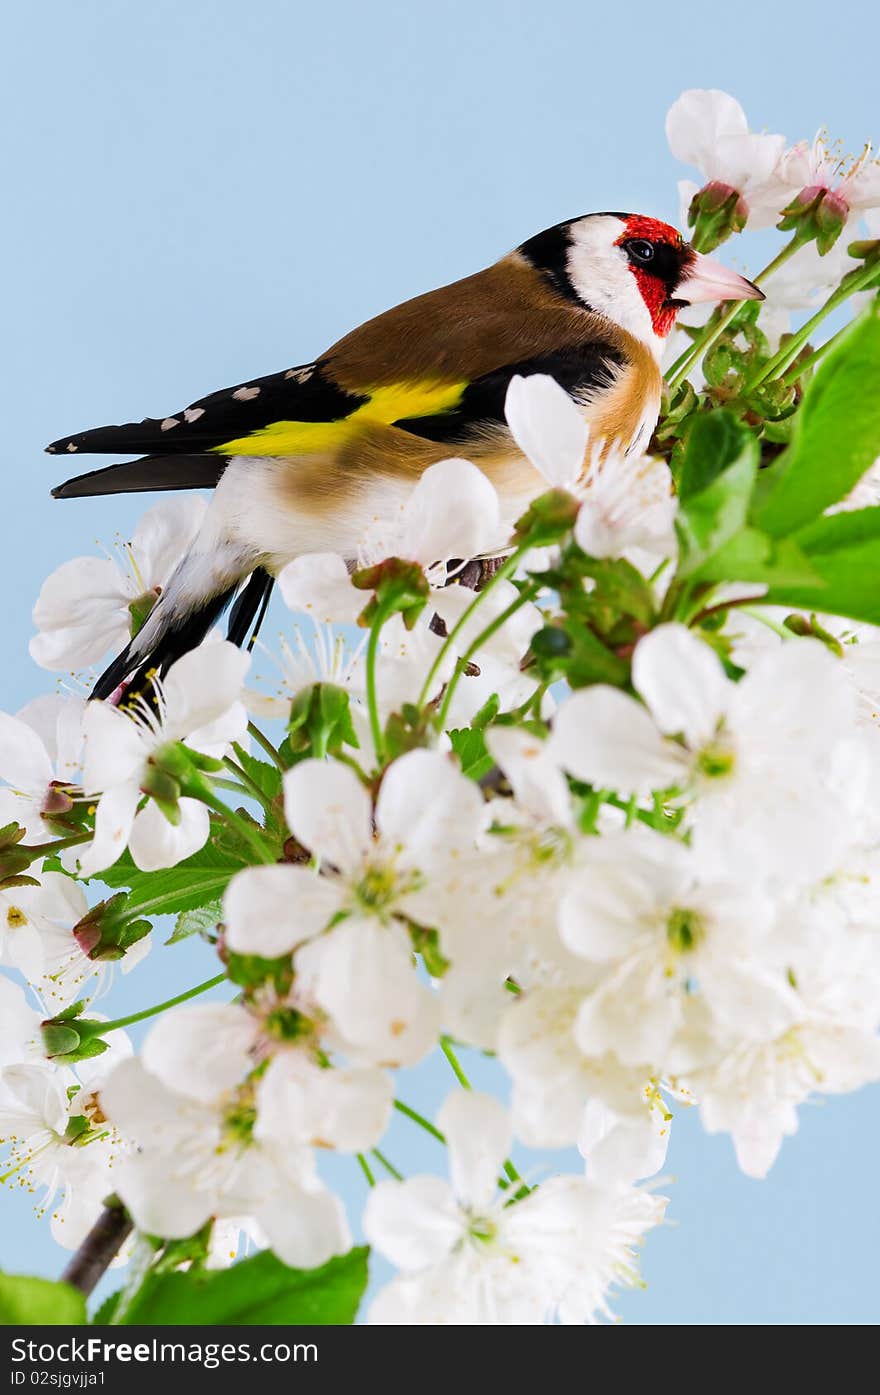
xmin=101 ymin=1004 xmax=351 ymax=1269
xmin=78 ymin=642 xmax=249 ymax=876
xmin=666 ymin=89 xmax=788 ymax=228
xmin=365 ymin=1090 xmax=665 ymax=1324
xmin=550 ymin=625 xmax=861 ymax=882
xmin=0 ymin=1062 xmax=120 ymax=1249
xmin=0 ymin=696 xmax=84 ymax=843
xmin=31 ymin=498 xmax=208 ymax=673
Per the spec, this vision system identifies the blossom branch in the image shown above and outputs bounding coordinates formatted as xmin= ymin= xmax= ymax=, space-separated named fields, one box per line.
xmin=60 ymin=1201 xmax=133 ymax=1297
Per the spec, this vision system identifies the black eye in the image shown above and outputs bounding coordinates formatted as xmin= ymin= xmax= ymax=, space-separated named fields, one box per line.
xmin=626 ymin=239 xmax=655 ymax=266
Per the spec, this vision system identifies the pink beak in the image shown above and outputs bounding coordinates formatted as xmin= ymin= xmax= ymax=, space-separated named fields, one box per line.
xmin=674 ymin=252 xmax=764 ymax=306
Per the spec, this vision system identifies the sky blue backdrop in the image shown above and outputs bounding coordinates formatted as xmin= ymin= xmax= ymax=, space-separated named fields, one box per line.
xmin=2 ymin=0 xmax=878 ymax=1324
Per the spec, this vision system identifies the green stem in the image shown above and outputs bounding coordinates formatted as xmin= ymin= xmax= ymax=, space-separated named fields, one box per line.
xmin=356 ymin=1153 xmax=376 ymax=1187
xmin=371 ymin=1148 xmax=404 ymax=1181
xmin=740 ymin=606 xmax=795 ymax=640
xmin=746 ymin=262 xmax=879 ymax=390
xmin=418 ymin=547 xmax=527 ymax=709
xmin=23 ymin=831 xmax=92 ymax=858
xmin=779 ymin=326 xmax=843 ymax=385
xmin=202 ymin=791 xmax=276 ymax=866
xmin=211 ymin=777 xmax=254 ymax=799
xmin=665 ymin=235 xmax=807 ymax=392
xmin=690 ymin=592 xmax=771 ymax=626
xmin=435 ymin=581 xmax=540 ymax=730
xmin=226 ymin=746 xmax=274 ymax=809
xmin=439 ymin=1035 xmax=472 ymax=1088
xmin=247 ymin=722 xmax=285 ymax=771
xmin=393 ymin=1098 xmax=446 ymax=1144
xmin=365 ymin=601 xmax=391 ymax=767
xmin=94 ymin=973 xmax=227 ymax=1035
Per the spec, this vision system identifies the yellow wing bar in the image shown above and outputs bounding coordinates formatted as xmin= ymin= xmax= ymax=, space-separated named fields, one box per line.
xmin=213 ymin=380 xmax=467 ymax=457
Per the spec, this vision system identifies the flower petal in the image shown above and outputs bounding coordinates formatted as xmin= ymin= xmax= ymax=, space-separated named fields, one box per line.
xmin=504 ymin=375 xmax=588 ymax=488
xmin=578 ymin=1098 xmax=670 ymax=1184
xmin=81 ymin=702 xmax=146 ymax=793
xmin=256 ymin=1053 xmax=392 ymax=1152
xmin=283 ymin=758 xmax=372 ymax=872
xmin=114 ymin=1153 xmax=215 ymax=1239
xmin=128 ymin=797 xmax=210 ymax=872
xmin=223 ymin=864 xmax=342 ymax=957
xmin=256 ymin=1184 xmax=351 ymax=1270
xmin=364 ymin=1176 xmax=462 ymax=1270
xmin=278 ymin=554 xmax=363 ymax=625
xmin=142 ymin=1003 xmax=259 ymax=1103
xmin=30 ymin=557 xmax=130 ymax=671
xmin=161 ymin=642 xmax=250 ymax=741
xmin=78 ymin=782 xmax=141 ymax=876
xmin=0 ymin=713 xmax=53 ymax=795
xmin=665 ymin=89 xmax=748 ymax=170
xmin=376 ymin=749 xmax=484 ymax=861
xmin=632 ymin=624 xmax=729 ymax=747
xmin=438 ymin=1089 xmax=511 ymax=1211
xmin=549 ymin=687 xmax=687 ymax=795
xmin=485 ymin=726 xmax=572 ymax=826
xmin=400 ymin=459 xmax=501 ymax=565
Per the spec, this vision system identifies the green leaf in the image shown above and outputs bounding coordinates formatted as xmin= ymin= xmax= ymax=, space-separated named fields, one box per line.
xmin=676 ymin=409 xmax=752 ymax=501
xmin=795 ymin=504 xmax=880 ymax=554
xmin=91 ymin=1289 xmax=121 ymax=1325
xmin=762 ymin=505 xmax=880 ymax=623
xmin=675 ymin=435 xmax=759 ymax=577
xmin=94 ymin=832 xmax=247 ymax=917
xmin=686 ymin=527 xmax=822 ymax=588
xmin=449 ymin=727 xmax=495 ymax=782
xmin=166 ymin=898 xmax=224 ymax=945
xmin=758 ymin=505 xmax=880 ymax=622
xmin=0 ymin=1273 xmax=86 ymax=1326
xmin=232 ymin=749 xmax=283 ymax=801
xmin=580 ymin=557 xmax=656 ymax=626
xmin=754 ymin=304 xmax=880 ymax=535
xmin=105 ymin=1247 xmax=369 ymax=1326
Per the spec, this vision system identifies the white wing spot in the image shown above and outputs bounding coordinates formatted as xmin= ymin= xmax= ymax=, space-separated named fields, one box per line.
xmin=66 ymin=443 xmax=78 ymax=452
xmin=233 ymin=386 xmax=260 ymax=401
xmin=183 ymin=407 xmax=205 ymax=423
xmin=284 ymin=366 xmax=314 ymax=383
xmin=160 ymin=417 xmax=180 ymax=431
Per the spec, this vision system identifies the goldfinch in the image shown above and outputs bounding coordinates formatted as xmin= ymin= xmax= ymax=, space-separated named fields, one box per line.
xmin=47 ymin=212 xmax=760 ymax=698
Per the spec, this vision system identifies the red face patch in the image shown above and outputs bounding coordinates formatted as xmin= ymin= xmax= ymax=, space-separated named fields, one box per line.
xmin=615 ymin=216 xmax=687 ymax=338
xmin=619 ymin=215 xmax=683 ymax=247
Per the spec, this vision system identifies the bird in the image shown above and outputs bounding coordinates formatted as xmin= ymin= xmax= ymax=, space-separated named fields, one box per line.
xmin=47 ymin=212 xmax=761 ymax=701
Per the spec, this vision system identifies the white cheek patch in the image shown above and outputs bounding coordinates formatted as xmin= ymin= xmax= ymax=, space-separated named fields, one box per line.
xmin=565 ymin=217 xmax=663 ymax=358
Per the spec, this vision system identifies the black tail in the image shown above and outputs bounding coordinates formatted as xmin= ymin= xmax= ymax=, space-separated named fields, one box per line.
xmin=93 ymin=569 xmax=275 ymax=703
xmin=52 ymin=454 xmax=226 ymax=499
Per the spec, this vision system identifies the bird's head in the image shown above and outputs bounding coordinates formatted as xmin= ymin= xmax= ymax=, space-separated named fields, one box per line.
xmin=519 ymin=212 xmax=763 ymax=356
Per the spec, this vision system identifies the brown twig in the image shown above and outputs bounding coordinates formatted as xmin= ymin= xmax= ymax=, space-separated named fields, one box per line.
xmin=61 ymin=1201 xmax=133 ymax=1297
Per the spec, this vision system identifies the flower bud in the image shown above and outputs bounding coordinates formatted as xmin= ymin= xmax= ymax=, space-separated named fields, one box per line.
xmin=0 ymin=822 xmax=39 ymax=890
xmin=287 ymin=683 xmax=359 ymax=758
xmin=41 ymin=1000 xmax=110 ymax=1065
xmin=73 ymin=892 xmax=151 ymax=962
xmin=777 ymin=186 xmax=849 ymax=255
xmin=141 ymin=741 xmax=222 ymax=817
xmin=352 ymin=557 xmax=430 ymax=630
xmin=513 ymin=489 xmax=580 ymax=546
xmin=687 ymin=181 xmax=749 ymax=253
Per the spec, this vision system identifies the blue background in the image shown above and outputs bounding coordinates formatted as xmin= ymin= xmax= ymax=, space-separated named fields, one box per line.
xmin=2 ymin=0 xmax=878 ymax=1324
